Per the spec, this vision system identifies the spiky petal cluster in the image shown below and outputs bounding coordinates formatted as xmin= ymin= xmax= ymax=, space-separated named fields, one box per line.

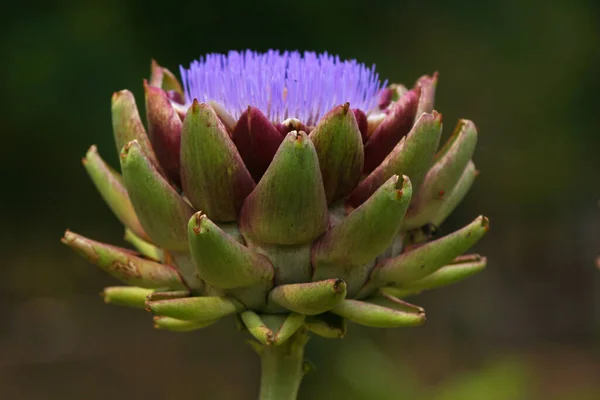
xmin=63 ymin=53 xmax=489 ymax=345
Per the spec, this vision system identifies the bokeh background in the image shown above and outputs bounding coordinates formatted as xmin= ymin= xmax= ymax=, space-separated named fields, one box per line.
xmin=2 ymin=1 xmax=600 ymax=399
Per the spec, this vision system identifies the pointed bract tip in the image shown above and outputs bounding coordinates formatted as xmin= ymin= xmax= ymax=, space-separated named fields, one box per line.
xmin=333 ymin=279 xmax=346 ymax=293
xmin=429 ymin=110 xmax=442 ymax=121
xmin=111 ymin=89 xmax=131 ymax=103
xmin=81 ymin=145 xmax=95 ymax=165
xmin=266 ymin=331 xmax=275 ymax=345
xmin=479 ymin=215 xmax=490 ymax=229
xmin=85 ymin=144 xmax=98 ymax=156
xmin=120 ymin=139 xmax=139 ymax=159
xmin=415 ymin=72 xmax=439 ymax=85
xmin=191 ymin=211 xmax=207 ymax=234
xmin=461 ymin=119 xmax=477 ymax=133
xmin=401 ymin=174 xmax=410 ymax=187
xmin=393 ymin=175 xmax=411 ymax=198
xmin=60 ymin=229 xmax=73 ymax=244
xmin=287 ymin=130 xmax=308 ymax=146
xmin=342 ymin=102 xmax=350 ymax=114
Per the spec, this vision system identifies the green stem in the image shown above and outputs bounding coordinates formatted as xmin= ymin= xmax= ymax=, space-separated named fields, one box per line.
xmin=258 ymin=330 xmax=309 ymax=400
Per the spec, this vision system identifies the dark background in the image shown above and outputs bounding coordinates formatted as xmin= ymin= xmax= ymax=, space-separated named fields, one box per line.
xmin=2 ymin=1 xmax=599 ymax=399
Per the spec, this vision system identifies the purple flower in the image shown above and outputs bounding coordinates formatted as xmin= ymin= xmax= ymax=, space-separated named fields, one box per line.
xmin=64 ymin=51 xmax=487 ymax=399
xmin=179 ymin=50 xmax=387 ymax=126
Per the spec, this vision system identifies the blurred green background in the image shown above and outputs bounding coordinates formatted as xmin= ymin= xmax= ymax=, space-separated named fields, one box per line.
xmin=2 ymin=0 xmax=600 ymax=399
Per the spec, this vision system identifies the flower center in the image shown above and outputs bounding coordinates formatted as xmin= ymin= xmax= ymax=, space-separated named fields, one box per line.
xmin=179 ymin=50 xmax=386 ymax=125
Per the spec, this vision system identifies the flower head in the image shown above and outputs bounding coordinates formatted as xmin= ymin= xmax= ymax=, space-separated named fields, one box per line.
xmin=63 ymin=52 xmax=489 ymax=389
xmin=179 ymin=50 xmax=386 ymax=125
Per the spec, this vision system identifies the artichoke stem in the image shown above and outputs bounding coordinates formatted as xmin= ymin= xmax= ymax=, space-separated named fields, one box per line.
xmin=258 ymin=329 xmax=309 ymax=400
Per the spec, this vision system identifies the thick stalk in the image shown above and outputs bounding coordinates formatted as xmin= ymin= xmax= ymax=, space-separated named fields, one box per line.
xmin=258 ymin=330 xmax=309 ymax=400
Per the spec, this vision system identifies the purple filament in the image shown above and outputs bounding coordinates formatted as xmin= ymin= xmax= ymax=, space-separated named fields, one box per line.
xmin=180 ymin=50 xmax=387 ymax=125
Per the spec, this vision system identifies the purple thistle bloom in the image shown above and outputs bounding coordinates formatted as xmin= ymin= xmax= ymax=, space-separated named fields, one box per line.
xmin=179 ymin=50 xmax=387 ymax=125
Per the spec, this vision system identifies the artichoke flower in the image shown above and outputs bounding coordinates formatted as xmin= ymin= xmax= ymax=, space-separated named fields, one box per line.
xmin=62 ymin=50 xmax=489 ymax=399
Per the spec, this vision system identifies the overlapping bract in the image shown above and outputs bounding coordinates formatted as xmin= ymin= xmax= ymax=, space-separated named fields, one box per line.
xmin=63 ymin=58 xmax=489 ymax=345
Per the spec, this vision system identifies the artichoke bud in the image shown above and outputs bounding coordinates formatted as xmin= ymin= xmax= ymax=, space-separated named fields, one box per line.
xmin=240 ymin=131 xmax=329 ymax=245
xmin=268 ymin=279 xmax=347 ymax=315
xmin=309 ymin=102 xmax=364 ymax=204
xmin=82 ymin=145 xmax=149 ymax=241
xmin=331 ymin=298 xmax=425 ymax=328
xmin=312 ymin=175 xmax=412 ymax=297
xmin=144 ymin=81 xmax=183 ymax=186
xmin=180 ymin=101 xmax=255 ymax=221
xmin=120 ymin=140 xmax=193 ymax=253
xmin=61 ymin=230 xmax=186 ymax=289
xmin=102 ymin=286 xmax=154 ymax=308
xmin=363 ymin=87 xmax=421 ymax=172
xmin=232 ymin=106 xmax=285 ymax=182
xmin=65 ymin=50 xmax=490 ymax=380
xmin=404 ymin=119 xmax=478 ymax=229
